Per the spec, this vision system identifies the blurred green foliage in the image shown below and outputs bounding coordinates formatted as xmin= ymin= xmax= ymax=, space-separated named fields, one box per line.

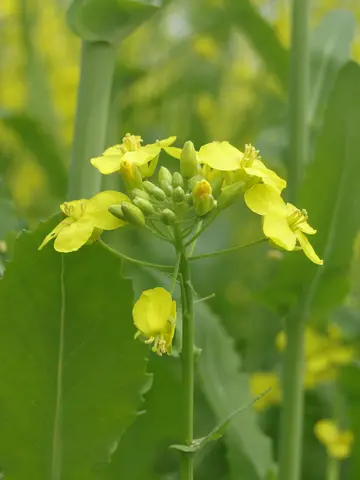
xmin=1 ymin=0 xmax=360 ymax=479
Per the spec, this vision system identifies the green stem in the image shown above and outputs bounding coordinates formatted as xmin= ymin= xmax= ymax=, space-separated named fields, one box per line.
xmin=326 ymin=457 xmax=340 ymax=480
xmin=189 ymin=238 xmax=266 ymax=261
xmin=185 ymin=212 xmax=219 ymax=247
xmin=99 ymin=241 xmax=173 ymax=270
xmin=279 ymin=1 xmax=309 ymax=480
xmin=68 ymin=41 xmax=116 ymax=199
xmin=174 ymin=227 xmax=194 ymax=480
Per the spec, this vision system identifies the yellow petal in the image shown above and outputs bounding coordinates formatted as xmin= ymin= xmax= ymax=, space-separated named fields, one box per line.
xmin=296 ymin=230 xmax=323 ymax=265
xmin=38 ymin=218 xmax=74 ymax=250
xmin=328 ymin=441 xmax=351 ymax=459
xmin=60 ymin=199 xmax=86 ymax=220
xmin=157 ymin=136 xmax=177 ymax=147
xmin=244 ymin=160 xmax=286 ymax=193
xmin=314 ymin=419 xmax=339 ymax=445
xmin=103 ymin=145 xmax=124 ymax=156
xmin=263 ymin=213 xmax=296 ymax=250
xmin=250 ymin=372 xmax=281 ymax=411
xmin=300 ymin=221 xmax=317 ymax=235
xmin=328 ymin=345 xmax=356 ymax=365
xmin=86 ymin=190 xmax=130 ymax=230
xmin=121 ymin=149 xmax=155 ymax=166
xmin=54 ymin=218 xmax=94 ymax=253
xmin=132 ymin=287 xmax=173 ymax=338
xmin=164 ymin=300 xmax=177 ymax=354
xmin=163 ymin=146 xmax=182 ymax=159
xmin=91 ymin=155 xmax=122 ymax=174
xmin=138 ymin=155 xmax=159 ymax=177
xmin=244 ymin=184 xmax=286 ymax=215
xmin=198 ymin=141 xmax=243 ymax=171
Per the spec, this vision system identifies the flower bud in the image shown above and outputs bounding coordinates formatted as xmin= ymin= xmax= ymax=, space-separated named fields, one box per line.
xmin=158 ymin=166 xmax=173 ymax=196
xmin=130 ymin=188 xmax=150 ymax=201
xmin=143 ymin=181 xmax=166 ymax=201
xmin=192 ymin=180 xmax=215 ymax=216
xmin=120 ymin=202 xmax=146 ymax=227
xmin=172 ymin=172 xmax=184 ymax=188
xmin=133 ymin=197 xmax=155 ymax=215
xmin=173 ymin=186 xmax=185 ymax=203
xmin=180 ymin=141 xmax=198 ymax=177
xmin=218 ymin=181 xmax=245 ymax=210
xmin=160 ymin=209 xmax=176 ymax=225
xmin=119 ymin=161 xmax=143 ymax=191
xmin=108 ymin=204 xmax=126 ymax=221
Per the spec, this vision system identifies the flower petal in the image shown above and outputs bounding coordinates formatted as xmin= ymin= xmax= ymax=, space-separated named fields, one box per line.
xmin=86 ymin=190 xmax=130 ymax=230
xmin=122 ymin=149 xmax=155 ymax=166
xmin=132 ymin=287 xmax=173 ymax=338
xmin=60 ymin=199 xmax=86 ymax=220
xmin=157 ymin=136 xmax=177 ymax=147
xmin=263 ymin=213 xmax=296 ymax=250
xmin=314 ymin=419 xmax=339 ymax=445
xmin=91 ymin=154 xmax=122 ymax=174
xmin=38 ymin=218 xmax=74 ymax=250
xmin=54 ymin=218 xmax=94 ymax=252
xmin=244 ymin=184 xmax=286 ymax=215
xmin=198 ymin=141 xmax=243 ymax=171
xmin=296 ymin=230 xmax=323 ymax=265
xmin=300 ymin=221 xmax=317 ymax=235
xmin=163 ymin=146 xmax=182 ymax=159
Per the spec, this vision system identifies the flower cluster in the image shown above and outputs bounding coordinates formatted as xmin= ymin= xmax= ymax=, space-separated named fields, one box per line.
xmin=40 ymin=133 xmax=324 ymax=354
xmin=314 ymin=419 xmax=354 ymax=459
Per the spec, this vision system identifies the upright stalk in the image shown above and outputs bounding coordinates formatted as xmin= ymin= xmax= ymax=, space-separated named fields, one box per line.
xmin=174 ymin=227 xmax=194 ymax=480
xmin=279 ymin=1 xmax=310 ymax=480
xmin=68 ymin=41 xmax=116 ymax=199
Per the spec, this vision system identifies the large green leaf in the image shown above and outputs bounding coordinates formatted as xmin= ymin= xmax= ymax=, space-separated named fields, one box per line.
xmin=66 ymin=0 xmax=162 ymax=44
xmin=0 ymin=218 xmax=148 ymax=479
xmin=309 ymin=10 xmax=356 ymax=129
xmin=195 ymin=302 xmax=274 ymax=480
xmin=263 ymin=61 xmax=360 ymax=321
xmin=0 ymin=113 xmax=67 ymax=198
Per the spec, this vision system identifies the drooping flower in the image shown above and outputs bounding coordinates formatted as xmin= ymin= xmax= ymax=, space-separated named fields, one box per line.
xmin=39 ymin=191 xmax=129 ymax=252
xmin=245 ymin=184 xmax=323 ymax=265
xmin=314 ymin=420 xmax=354 ymax=459
xmin=91 ymin=133 xmax=176 ymax=177
xmin=133 ymin=287 xmax=176 ymax=356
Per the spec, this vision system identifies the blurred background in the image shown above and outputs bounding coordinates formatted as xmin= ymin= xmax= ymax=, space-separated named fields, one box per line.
xmin=1 ymin=1 xmax=360 ymax=479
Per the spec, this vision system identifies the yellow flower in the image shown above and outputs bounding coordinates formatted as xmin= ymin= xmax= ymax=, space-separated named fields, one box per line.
xmin=314 ymin=420 xmax=354 ymax=459
xmin=192 ymin=179 xmax=215 ymax=216
xmin=39 ymin=191 xmax=129 ymax=252
xmin=91 ymin=133 xmax=176 ymax=176
xmin=133 ymin=287 xmax=176 ymax=356
xmin=250 ymin=372 xmax=282 ymax=411
xmin=245 ymin=185 xmax=323 ymax=265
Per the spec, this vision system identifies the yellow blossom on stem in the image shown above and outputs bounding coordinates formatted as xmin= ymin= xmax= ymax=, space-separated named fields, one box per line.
xmin=39 ymin=191 xmax=129 ymax=253
xmin=245 ymin=184 xmax=323 ymax=265
xmin=250 ymin=372 xmax=282 ymax=411
xmin=133 ymin=287 xmax=176 ymax=356
xmin=314 ymin=419 xmax=354 ymax=459
xmin=91 ymin=133 xmax=176 ymax=176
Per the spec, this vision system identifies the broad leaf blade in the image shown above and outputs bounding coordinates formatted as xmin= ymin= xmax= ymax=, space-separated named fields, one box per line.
xmin=66 ymin=0 xmax=162 ymax=44
xmin=0 ymin=218 xmax=148 ymax=478
xmin=263 ymin=61 xmax=360 ymax=321
xmin=309 ymin=10 xmax=356 ymax=128
xmin=195 ymin=302 xmax=274 ymax=480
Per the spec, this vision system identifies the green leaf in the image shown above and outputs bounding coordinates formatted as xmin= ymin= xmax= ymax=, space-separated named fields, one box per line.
xmin=0 ymin=113 xmax=67 ymax=198
xmin=66 ymin=0 xmax=162 ymax=44
xmin=195 ymin=302 xmax=274 ymax=480
xmin=0 ymin=218 xmax=149 ymax=479
xmin=225 ymin=0 xmax=289 ymax=89
xmin=0 ymin=198 xmax=20 ymax=239
xmin=263 ymin=62 xmax=360 ymax=321
xmin=309 ymin=10 xmax=356 ymax=129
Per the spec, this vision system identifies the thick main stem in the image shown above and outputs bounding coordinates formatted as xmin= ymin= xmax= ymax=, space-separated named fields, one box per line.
xmin=68 ymin=41 xmax=116 ymax=199
xmin=279 ymin=1 xmax=310 ymax=479
xmin=175 ymin=228 xmax=194 ymax=480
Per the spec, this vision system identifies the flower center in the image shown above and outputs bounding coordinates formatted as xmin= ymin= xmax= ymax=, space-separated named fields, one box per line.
xmin=122 ymin=133 xmax=143 ymax=151
xmin=62 ymin=201 xmax=86 ymax=220
xmin=287 ymin=207 xmax=308 ymax=231
xmin=193 ymin=179 xmax=212 ymax=198
xmin=241 ymin=144 xmax=260 ymax=168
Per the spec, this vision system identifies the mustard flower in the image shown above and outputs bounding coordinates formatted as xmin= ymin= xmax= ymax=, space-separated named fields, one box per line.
xmin=91 ymin=133 xmax=176 ymax=176
xmin=39 ymin=191 xmax=129 ymax=253
xmin=245 ymin=184 xmax=323 ymax=265
xmin=133 ymin=287 xmax=176 ymax=356
xmin=314 ymin=419 xmax=354 ymax=459
xmin=192 ymin=179 xmax=215 ymax=216
xmin=250 ymin=372 xmax=282 ymax=411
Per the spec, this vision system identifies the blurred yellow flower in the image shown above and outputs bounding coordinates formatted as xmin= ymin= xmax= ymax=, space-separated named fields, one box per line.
xmin=245 ymin=189 xmax=323 ymax=265
xmin=192 ymin=36 xmax=220 ymax=61
xmin=133 ymin=287 xmax=176 ymax=356
xmin=314 ymin=419 xmax=354 ymax=459
xmin=39 ymin=191 xmax=129 ymax=252
xmin=250 ymin=372 xmax=282 ymax=411
xmin=91 ymin=133 xmax=176 ymax=176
